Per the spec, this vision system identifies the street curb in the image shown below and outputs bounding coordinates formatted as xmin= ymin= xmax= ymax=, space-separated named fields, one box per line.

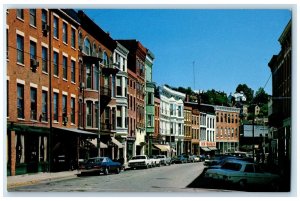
xmin=7 ymin=173 xmax=78 ymax=189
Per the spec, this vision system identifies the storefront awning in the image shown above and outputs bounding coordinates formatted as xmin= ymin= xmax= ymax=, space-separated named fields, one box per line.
xmin=201 ymin=147 xmax=211 ymax=151
xmin=90 ymin=139 xmax=108 ymax=148
xmin=111 ymin=137 xmax=123 ymax=148
xmin=153 ymin=144 xmax=170 ymax=152
xmin=209 ymin=147 xmax=218 ymax=151
xmin=53 ymin=127 xmax=98 ymax=137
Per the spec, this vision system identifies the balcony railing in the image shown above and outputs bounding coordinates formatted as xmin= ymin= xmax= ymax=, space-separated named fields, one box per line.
xmin=100 ymin=86 xmax=111 ymax=97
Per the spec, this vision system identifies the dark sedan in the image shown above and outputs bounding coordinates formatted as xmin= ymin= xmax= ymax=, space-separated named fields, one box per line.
xmin=171 ymin=155 xmax=188 ymax=164
xmin=79 ymin=157 xmax=122 ymax=175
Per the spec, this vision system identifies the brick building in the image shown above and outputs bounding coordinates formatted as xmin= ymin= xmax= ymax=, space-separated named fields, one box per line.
xmin=183 ymin=105 xmax=192 ymax=154
xmin=118 ymin=40 xmax=148 ymax=156
xmin=215 ymin=105 xmax=240 ymax=154
xmin=6 ymin=9 xmax=81 ymax=175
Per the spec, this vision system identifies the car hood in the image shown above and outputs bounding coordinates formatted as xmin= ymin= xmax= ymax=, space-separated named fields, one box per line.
xmin=128 ymin=159 xmax=146 ymax=163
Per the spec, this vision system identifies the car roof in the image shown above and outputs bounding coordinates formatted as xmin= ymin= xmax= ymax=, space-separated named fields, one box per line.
xmin=224 ymin=159 xmax=253 ymax=164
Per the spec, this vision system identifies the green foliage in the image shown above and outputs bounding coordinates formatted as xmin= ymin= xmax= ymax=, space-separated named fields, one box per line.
xmin=253 ymin=87 xmax=270 ymax=106
xmin=236 ymin=84 xmax=254 ymax=103
xmin=201 ymin=89 xmax=229 ymax=106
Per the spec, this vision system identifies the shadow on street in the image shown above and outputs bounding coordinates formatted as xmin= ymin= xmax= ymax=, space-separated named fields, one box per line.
xmin=186 ymin=171 xmax=288 ymax=192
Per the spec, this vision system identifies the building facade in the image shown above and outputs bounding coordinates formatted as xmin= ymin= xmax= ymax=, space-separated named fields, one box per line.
xmin=113 ymin=42 xmax=129 ymax=162
xmin=159 ymin=85 xmax=185 ymax=155
xmin=268 ymin=20 xmax=291 ymax=190
xmin=183 ymin=105 xmax=192 ymax=154
xmin=215 ymin=105 xmax=240 ymax=154
xmin=119 ymin=40 xmax=148 ymax=156
xmin=145 ymin=50 xmax=155 ymax=156
xmin=77 ymin=10 xmax=123 ymax=161
xmin=6 ymin=9 xmax=82 ymax=175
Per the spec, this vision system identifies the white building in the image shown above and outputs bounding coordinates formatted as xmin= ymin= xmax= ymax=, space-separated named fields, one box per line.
xmin=113 ymin=42 xmax=129 ymax=161
xmin=159 ymin=85 xmax=185 ymax=155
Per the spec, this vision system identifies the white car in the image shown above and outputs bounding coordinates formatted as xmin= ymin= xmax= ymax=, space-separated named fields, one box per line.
xmin=204 ymin=160 xmax=280 ymax=189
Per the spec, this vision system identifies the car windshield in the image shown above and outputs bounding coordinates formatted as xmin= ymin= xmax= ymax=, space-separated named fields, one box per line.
xmin=156 ymin=156 xmax=164 ymax=158
xmin=87 ymin=158 xmax=104 ymax=164
xmin=131 ymin=156 xmax=146 ymax=160
xmin=221 ymin=162 xmax=242 ymax=171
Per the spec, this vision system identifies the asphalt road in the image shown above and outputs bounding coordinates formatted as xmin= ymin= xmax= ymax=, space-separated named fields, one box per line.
xmin=8 ymin=162 xmax=230 ymax=193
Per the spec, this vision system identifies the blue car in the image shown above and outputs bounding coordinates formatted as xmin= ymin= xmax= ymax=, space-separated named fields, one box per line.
xmin=80 ymin=157 xmax=122 ymax=175
xmin=171 ymin=155 xmax=188 ymax=164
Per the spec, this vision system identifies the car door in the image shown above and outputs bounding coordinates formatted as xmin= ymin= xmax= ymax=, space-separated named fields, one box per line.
xmin=243 ymin=164 xmax=257 ymax=184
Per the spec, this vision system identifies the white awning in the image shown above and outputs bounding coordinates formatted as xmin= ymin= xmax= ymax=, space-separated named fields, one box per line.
xmin=201 ymin=147 xmax=210 ymax=151
xmin=153 ymin=144 xmax=170 ymax=152
xmin=209 ymin=147 xmax=218 ymax=151
xmin=111 ymin=137 xmax=123 ymax=148
xmin=90 ymin=139 xmax=108 ymax=148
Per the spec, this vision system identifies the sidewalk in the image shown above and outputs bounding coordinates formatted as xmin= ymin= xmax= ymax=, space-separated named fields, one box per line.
xmin=6 ymin=170 xmax=79 ymax=189
xmin=7 ymin=163 xmax=130 ymax=189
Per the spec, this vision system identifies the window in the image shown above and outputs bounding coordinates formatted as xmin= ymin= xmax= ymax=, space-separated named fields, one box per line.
xmin=86 ymin=64 xmax=91 ymax=89
xmin=63 ymin=56 xmax=67 ymax=79
xmin=17 ymin=9 xmax=24 ymax=20
xmin=17 ymin=84 xmax=24 ymax=118
xmin=53 ymin=16 xmax=58 ymax=38
xmin=244 ymin=164 xmax=255 ymax=173
xmin=103 ymin=52 xmax=108 ymax=66
xmin=42 ymin=47 xmax=48 ymax=73
xmin=71 ymin=60 xmax=75 ymax=82
xmin=84 ymin=38 xmax=91 ymax=56
xmin=147 ymin=92 xmax=153 ymax=105
xmin=53 ymin=51 xmax=59 ymax=76
xmin=95 ymin=101 xmax=99 ymax=128
xmin=178 ymin=106 xmax=182 ymax=117
xmin=53 ymin=93 xmax=58 ymax=121
xmin=62 ymin=22 xmax=67 ymax=44
xmin=71 ymin=28 xmax=75 ymax=48
xmin=117 ymin=106 xmax=122 ymax=127
xmin=178 ymin=123 xmax=182 ymax=135
xmin=62 ymin=95 xmax=67 ymax=120
xmin=17 ymin=35 xmax=24 ymax=64
xmin=41 ymin=9 xmax=47 ymax=29
xmin=42 ymin=91 xmax=48 ymax=122
xmin=111 ymin=76 xmax=115 ymax=97
xmin=30 ymin=41 xmax=37 ymax=61
xmin=104 ymin=107 xmax=110 ymax=129
xmin=29 ymin=9 xmax=36 ymax=26
xmin=86 ymin=101 xmax=92 ymax=127
xmin=147 ymin=114 xmax=152 ymax=127
xmin=93 ymin=64 xmax=99 ymax=90
xmin=30 ymin=87 xmax=37 ymax=120
xmin=116 ymin=77 xmax=122 ymax=96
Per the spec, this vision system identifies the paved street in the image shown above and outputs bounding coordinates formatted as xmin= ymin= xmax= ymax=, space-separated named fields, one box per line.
xmin=8 ymin=162 xmax=233 ymax=193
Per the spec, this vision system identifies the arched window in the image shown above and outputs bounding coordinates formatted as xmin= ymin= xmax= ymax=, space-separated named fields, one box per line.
xmin=98 ymin=47 xmax=102 ymax=58
xmin=83 ymin=37 xmax=91 ymax=56
xmin=103 ymin=52 xmax=109 ymax=66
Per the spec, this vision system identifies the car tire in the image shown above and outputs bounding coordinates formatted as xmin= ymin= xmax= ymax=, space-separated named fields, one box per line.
xmin=115 ymin=167 xmax=120 ymax=174
xmin=239 ymin=179 xmax=247 ymax=189
xmin=104 ymin=167 xmax=109 ymax=175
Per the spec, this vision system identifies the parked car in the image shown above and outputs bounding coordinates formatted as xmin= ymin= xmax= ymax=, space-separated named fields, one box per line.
xmin=128 ymin=155 xmax=152 ymax=169
xmin=149 ymin=155 xmax=161 ymax=167
xmin=204 ymin=155 xmax=225 ymax=166
xmin=79 ymin=157 xmax=122 ymax=175
xmin=171 ymin=155 xmax=188 ymax=164
xmin=199 ymin=155 xmax=206 ymax=162
xmin=204 ymin=160 xmax=280 ymax=190
xmin=156 ymin=155 xmax=172 ymax=166
xmin=201 ymin=156 xmax=239 ymax=175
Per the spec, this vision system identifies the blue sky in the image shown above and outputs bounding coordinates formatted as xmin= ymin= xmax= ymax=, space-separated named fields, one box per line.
xmin=83 ymin=9 xmax=291 ymax=95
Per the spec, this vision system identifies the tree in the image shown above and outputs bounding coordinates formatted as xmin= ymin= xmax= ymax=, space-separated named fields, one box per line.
xmin=201 ymin=89 xmax=229 ymax=106
xmin=253 ymin=87 xmax=269 ymax=106
xmin=236 ymin=84 xmax=254 ymax=104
